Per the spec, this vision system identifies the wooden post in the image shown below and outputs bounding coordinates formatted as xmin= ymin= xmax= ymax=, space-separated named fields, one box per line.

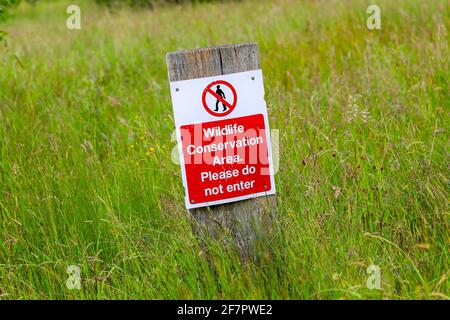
xmin=166 ymin=43 xmax=277 ymax=262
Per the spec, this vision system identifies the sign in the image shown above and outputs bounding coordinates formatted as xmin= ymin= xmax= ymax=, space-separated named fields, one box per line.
xmin=169 ymin=70 xmax=276 ymax=209
xmin=201 ymin=80 xmax=237 ymax=117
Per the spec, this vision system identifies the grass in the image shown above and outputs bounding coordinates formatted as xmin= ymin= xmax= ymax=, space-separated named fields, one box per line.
xmin=0 ymin=0 xmax=449 ymax=299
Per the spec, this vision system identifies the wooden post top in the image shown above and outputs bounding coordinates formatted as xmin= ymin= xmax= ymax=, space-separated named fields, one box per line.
xmin=166 ymin=43 xmax=260 ymax=82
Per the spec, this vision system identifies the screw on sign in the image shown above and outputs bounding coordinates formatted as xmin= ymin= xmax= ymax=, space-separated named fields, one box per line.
xmin=202 ymin=80 xmax=237 ymax=117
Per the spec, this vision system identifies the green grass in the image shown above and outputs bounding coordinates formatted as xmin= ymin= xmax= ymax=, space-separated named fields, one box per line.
xmin=0 ymin=0 xmax=449 ymax=299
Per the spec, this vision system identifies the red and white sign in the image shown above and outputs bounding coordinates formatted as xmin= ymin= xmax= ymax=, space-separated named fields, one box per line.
xmin=169 ymin=70 xmax=276 ymax=209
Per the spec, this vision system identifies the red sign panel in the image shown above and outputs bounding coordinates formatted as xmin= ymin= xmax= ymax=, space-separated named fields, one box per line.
xmin=180 ymin=114 xmax=271 ymax=205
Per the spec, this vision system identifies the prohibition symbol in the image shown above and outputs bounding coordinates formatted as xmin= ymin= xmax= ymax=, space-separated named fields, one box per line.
xmin=202 ymin=80 xmax=237 ymax=117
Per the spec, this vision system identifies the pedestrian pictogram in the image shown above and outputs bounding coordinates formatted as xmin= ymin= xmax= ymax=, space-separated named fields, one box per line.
xmin=169 ymin=69 xmax=276 ymax=209
xmin=202 ymin=80 xmax=237 ymax=117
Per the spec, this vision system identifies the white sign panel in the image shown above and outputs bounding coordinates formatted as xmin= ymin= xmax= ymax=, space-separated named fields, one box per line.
xmin=169 ymin=70 xmax=276 ymax=209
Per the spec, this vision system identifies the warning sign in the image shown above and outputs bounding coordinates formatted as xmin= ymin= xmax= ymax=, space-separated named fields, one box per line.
xmin=202 ymin=80 xmax=237 ymax=117
xmin=181 ymin=114 xmax=271 ymax=204
xmin=169 ymin=70 xmax=276 ymax=209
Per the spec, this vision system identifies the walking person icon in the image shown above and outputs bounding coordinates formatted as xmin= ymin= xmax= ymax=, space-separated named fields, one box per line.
xmin=202 ymin=80 xmax=237 ymax=117
xmin=214 ymin=85 xmax=227 ymax=112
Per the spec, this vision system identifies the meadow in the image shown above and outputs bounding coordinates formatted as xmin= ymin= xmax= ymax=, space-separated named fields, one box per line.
xmin=0 ymin=0 xmax=448 ymax=299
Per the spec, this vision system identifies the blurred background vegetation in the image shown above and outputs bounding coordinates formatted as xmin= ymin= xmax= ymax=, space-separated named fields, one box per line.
xmin=1 ymin=0 xmax=235 ymax=43
xmin=94 ymin=0 xmax=231 ymax=10
xmin=0 ymin=0 xmax=19 ymax=43
xmin=2 ymin=0 xmax=234 ymax=11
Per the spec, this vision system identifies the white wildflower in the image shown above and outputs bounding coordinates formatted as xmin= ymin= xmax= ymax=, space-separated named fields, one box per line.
xmin=332 ymin=185 xmax=342 ymax=199
xmin=347 ymin=94 xmax=372 ymax=123
xmin=12 ymin=162 xmax=20 ymax=175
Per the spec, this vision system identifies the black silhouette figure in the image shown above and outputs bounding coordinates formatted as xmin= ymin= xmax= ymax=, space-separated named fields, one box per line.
xmin=214 ymin=85 xmax=227 ymax=112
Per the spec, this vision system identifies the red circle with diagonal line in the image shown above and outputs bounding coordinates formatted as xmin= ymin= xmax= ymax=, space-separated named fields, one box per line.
xmin=202 ymin=80 xmax=237 ymax=117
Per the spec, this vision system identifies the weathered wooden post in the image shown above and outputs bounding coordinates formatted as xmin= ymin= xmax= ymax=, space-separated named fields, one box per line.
xmin=166 ymin=43 xmax=277 ymax=262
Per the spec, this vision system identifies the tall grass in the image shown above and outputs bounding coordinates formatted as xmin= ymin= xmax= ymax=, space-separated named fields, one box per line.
xmin=0 ymin=0 xmax=448 ymax=299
